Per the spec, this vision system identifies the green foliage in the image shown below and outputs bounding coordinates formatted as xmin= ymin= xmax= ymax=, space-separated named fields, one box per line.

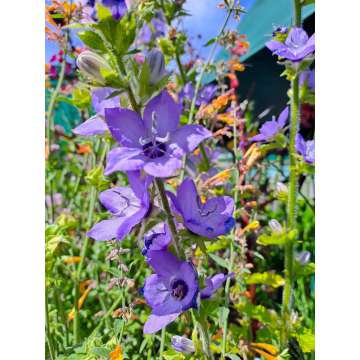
xmin=78 ymin=30 xmax=107 ymax=53
xmin=246 ymin=272 xmax=285 ymax=288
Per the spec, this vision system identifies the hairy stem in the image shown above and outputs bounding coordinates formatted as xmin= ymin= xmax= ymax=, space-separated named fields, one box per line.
xmin=281 ymin=0 xmax=302 ymax=347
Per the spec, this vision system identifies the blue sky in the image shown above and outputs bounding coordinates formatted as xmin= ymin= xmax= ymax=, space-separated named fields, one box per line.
xmin=45 ymin=0 xmax=255 ymax=62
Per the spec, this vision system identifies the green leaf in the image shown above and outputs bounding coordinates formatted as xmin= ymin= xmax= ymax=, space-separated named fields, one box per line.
xmin=203 ymin=37 xmax=217 ymax=47
xmin=78 ymin=30 xmax=107 ymax=52
xmin=162 ymin=349 xmax=185 ymax=360
xmin=72 ymin=87 xmax=91 ymax=110
xmin=257 ymin=232 xmax=287 ymax=246
xmin=295 ymin=262 xmax=315 ymax=278
xmin=218 ymin=306 xmax=230 ymax=326
xmin=138 ymin=60 xmax=150 ymax=98
xmin=96 ymin=3 xmax=112 ymax=20
xmin=208 ymin=253 xmax=230 ymax=270
xmin=91 ymin=347 xmax=110 ymax=357
xmin=246 ymin=272 xmax=285 ymax=288
xmin=295 ymin=328 xmax=315 ymax=353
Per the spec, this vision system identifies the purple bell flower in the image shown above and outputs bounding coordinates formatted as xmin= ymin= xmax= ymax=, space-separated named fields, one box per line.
xmin=143 ymin=250 xmax=199 ymax=334
xmin=168 ymin=178 xmax=235 ymax=238
xmin=87 ymin=171 xmax=152 ymax=241
xmin=104 ymin=90 xmax=212 ymax=178
xmin=73 ymin=87 xmax=120 ymax=136
xmin=142 ymin=222 xmax=172 ymax=255
xmin=171 ymin=336 xmax=195 ymax=354
xmin=295 ymin=133 xmax=315 ymax=164
xmin=251 ymin=106 xmax=289 ymax=142
xmin=266 ymin=27 xmax=315 ymax=62
xmin=200 ymin=272 xmax=234 ymax=299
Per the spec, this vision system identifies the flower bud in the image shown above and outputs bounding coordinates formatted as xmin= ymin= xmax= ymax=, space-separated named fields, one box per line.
xmin=275 ymin=182 xmax=288 ymax=201
xmin=76 ymin=51 xmax=111 ymax=85
xmin=171 ymin=336 xmax=195 ymax=354
xmin=146 ymin=49 xmax=166 ymax=85
xmin=296 ymin=251 xmax=311 ymax=265
xmin=269 ymin=219 xmax=282 ymax=233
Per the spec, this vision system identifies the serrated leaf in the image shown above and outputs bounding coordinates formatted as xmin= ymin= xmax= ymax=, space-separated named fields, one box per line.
xmin=78 ymin=30 xmax=107 ymax=52
xmin=246 ymin=272 xmax=284 ymax=288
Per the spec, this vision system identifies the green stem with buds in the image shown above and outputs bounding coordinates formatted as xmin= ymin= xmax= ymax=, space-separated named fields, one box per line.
xmin=281 ymin=0 xmax=302 ymax=347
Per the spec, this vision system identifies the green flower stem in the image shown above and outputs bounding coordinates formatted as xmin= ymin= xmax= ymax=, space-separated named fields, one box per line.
xmin=73 ymin=139 xmax=107 ymax=344
xmin=199 ymin=143 xmax=211 ymax=171
xmin=154 ymin=178 xmax=183 ymax=258
xmin=46 ymin=32 xmax=69 ymax=224
xmin=281 ymin=0 xmax=302 ymax=347
xmin=46 ymin=287 xmax=56 ymax=360
xmin=159 ymin=326 xmax=166 ymax=359
xmin=221 ymin=111 xmax=239 ymax=359
xmin=46 ymin=32 xmax=68 ymax=152
xmin=175 ymin=49 xmax=187 ymax=85
xmin=197 ymin=314 xmax=214 ymax=360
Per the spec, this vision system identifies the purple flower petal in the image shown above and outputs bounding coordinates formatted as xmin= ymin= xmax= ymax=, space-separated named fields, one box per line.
xmin=73 ymin=116 xmax=108 ymax=136
xmin=200 ymin=273 xmax=234 ymax=299
xmin=143 ymin=223 xmax=172 ymax=253
xmin=277 ymin=106 xmax=289 ymax=128
xmin=87 ymin=217 xmax=124 ymax=241
xmin=174 ymin=178 xmax=235 ymax=238
xmin=143 ymin=154 xmax=182 ymax=177
xmin=91 ymin=87 xmax=120 ymax=117
xmin=99 ymin=187 xmax=140 ymax=215
xmin=143 ymin=274 xmax=170 ymax=309
xmin=104 ymin=147 xmax=146 ymax=175
xmin=143 ymin=313 xmax=180 ymax=334
xmin=285 ymin=27 xmax=309 ymax=47
xmin=147 ymin=250 xmax=182 ymax=281
xmin=143 ymin=90 xmax=180 ymax=137
xmin=250 ymin=133 xmax=267 ymax=142
xmin=105 ymin=108 xmax=146 ymax=148
xmin=127 ymin=170 xmax=153 ymax=203
xmin=169 ymin=125 xmax=212 ymax=157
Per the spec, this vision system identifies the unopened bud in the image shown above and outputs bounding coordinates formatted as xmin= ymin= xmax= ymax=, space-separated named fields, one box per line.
xmin=171 ymin=336 xmax=195 ymax=354
xmin=269 ymin=219 xmax=282 ymax=233
xmin=76 ymin=51 xmax=111 ymax=85
xmin=146 ymin=49 xmax=166 ymax=85
xmin=275 ymin=182 xmax=288 ymax=201
xmin=296 ymin=251 xmax=311 ymax=265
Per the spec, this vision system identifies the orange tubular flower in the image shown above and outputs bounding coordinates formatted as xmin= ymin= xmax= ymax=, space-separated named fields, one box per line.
xmin=109 ymin=345 xmax=123 ymax=360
